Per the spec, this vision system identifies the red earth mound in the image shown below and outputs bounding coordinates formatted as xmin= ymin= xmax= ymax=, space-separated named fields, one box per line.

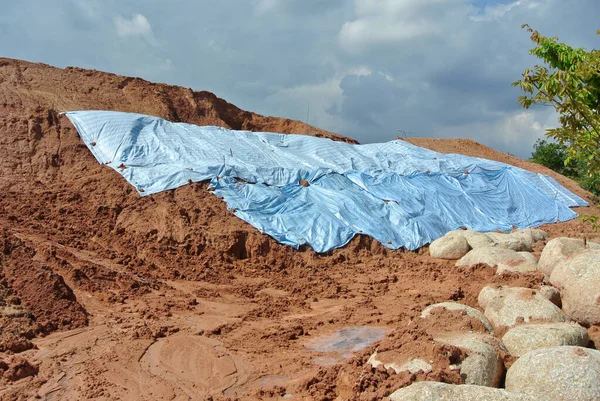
xmin=0 ymin=58 xmax=597 ymax=400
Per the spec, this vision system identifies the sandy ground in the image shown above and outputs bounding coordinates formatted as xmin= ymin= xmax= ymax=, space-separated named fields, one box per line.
xmin=0 ymin=58 xmax=598 ymax=400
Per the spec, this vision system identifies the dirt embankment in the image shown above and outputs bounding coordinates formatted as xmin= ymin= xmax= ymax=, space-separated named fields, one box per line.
xmin=0 ymin=58 xmax=597 ymax=400
xmin=0 ymin=58 xmax=353 ymax=143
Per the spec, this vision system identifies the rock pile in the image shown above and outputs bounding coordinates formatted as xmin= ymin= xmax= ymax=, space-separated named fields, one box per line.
xmin=390 ymin=232 xmax=600 ymax=400
xmin=428 ymin=229 xmax=548 ymax=260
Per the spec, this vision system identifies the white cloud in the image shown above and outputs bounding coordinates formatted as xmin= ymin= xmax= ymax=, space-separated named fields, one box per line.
xmin=497 ymin=110 xmax=548 ymax=146
xmin=433 ymin=109 xmax=558 ymax=157
xmin=470 ymin=0 xmax=526 ymax=22
xmin=339 ymin=0 xmax=467 ymax=53
xmin=352 ymin=0 xmax=456 ymax=17
xmin=263 ymin=66 xmax=376 ymax=131
xmin=348 ymin=66 xmax=372 ymax=76
xmin=255 ymin=0 xmax=278 ymax=14
xmin=114 ymin=14 xmax=158 ymax=46
xmin=73 ymin=1 xmax=100 ymax=20
xmin=340 ymin=19 xmax=435 ymax=52
xmin=159 ymin=58 xmax=173 ymax=71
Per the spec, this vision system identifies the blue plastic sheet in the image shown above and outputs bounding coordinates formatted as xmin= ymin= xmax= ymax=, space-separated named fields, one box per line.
xmin=65 ymin=110 xmax=588 ymax=252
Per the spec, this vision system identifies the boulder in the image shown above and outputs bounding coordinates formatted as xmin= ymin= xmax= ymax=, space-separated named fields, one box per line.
xmin=486 ymin=232 xmax=533 ymax=252
xmin=429 ymin=235 xmax=471 ymax=259
xmin=517 ymin=252 xmax=538 ymax=265
xmin=457 ymin=248 xmax=537 ymax=274
xmin=459 ymin=230 xmax=496 ymax=249
xmin=549 ymin=248 xmax=600 ymax=286
xmin=502 ymin=323 xmax=589 ymax=357
xmin=538 ymin=237 xmax=600 ymax=276
xmin=512 ymin=228 xmax=549 ymax=243
xmin=477 ymin=286 xmax=568 ymax=329
xmin=478 ymin=286 xmax=498 ymax=309
xmin=420 ymin=302 xmax=494 ymax=333
xmin=389 ymin=382 xmax=548 ymax=401
xmin=441 ymin=229 xmax=547 ymax=253
xmin=435 ymin=332 xmax=504 ymax=387
xmin=367 ymin=353 xmax=432 ymax=374
xmin=505 ymin=346 xmax=600 ymax=401
xmin=539 ymin=285 xmax=561 ymax=307
xmin=496 ymin=261 xmax=538 ymax=275
xmin=550 ymin=249 xmax=600 ymax=325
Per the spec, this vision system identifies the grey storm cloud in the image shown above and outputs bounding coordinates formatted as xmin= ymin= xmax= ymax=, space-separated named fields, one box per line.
xmin=1 ymin=0 xmax=599 ymax=157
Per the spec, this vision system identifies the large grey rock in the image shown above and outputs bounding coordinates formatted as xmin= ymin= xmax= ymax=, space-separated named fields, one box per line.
xmin=367 ymin=352 xmax=432 ymax=374
xmin=506 ymin=346 xmax=600 ymax=401
xmin=429 ymin=235 xmax=471 ymax=259
xmin=478 ymin=286 xmax=498 ymax=309
xmin=389 ymin=382 xmax=548 ymax=401
xmin=550 ymin=249 xmax=600 ymax=325
xmin=538 ymin=237 xmax=600 ymax=276
xmin=457 ymin=248 xmax=537 ymax=274
xmin=477 ymin=286 xmax=568 ymax=329
xmin=486 ymin=232 xmax=533 ymax=252
xmin=420 ymin=302 xmax=494 ymax=332
xmin=496 ymin=260 xmax=538 ymax=275
xmin=445 ymin=229 xmax=547 ymax=253
xmin=489 ymin=228 xmax=548 ymax=251
xmin=539 ymin=285 xmax=561 ymax=307
xmin=518 ymin=252 xmax=538 ymax=265
xmin=459 ymin=230 xmax=496 ymax=249
xmin=435 ymin=332 xmax=504 ymax=387
xmin=502 ymin=323 xmax=589 ymax=357
xmin=512 ymin=228 xmax=549 ymax=244
xmin=549 ymin=248 xmax=600 ymax=287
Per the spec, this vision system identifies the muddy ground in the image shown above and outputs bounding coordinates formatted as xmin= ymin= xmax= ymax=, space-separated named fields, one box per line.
xmin=0 ymin=58 xmax=598 ymax=400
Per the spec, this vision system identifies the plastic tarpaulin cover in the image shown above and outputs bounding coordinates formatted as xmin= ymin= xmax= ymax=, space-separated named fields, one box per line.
xmin=65 ymin=110 xmax=588 ymax=252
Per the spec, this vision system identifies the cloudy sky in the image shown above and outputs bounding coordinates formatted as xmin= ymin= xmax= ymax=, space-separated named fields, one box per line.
xmin=1 ymin=0 xmax=598 ymax=157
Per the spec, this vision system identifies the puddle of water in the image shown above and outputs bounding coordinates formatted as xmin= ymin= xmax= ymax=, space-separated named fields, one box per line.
xmin=253 ymin=375 xmax=289 ymax=387
xmin=311 ymin=356 xmax=345 ymax=366
xmin=304 ymin=326 xmax=386 ymax=365
xmin=305 ymin=326 xmax=386 ymax=353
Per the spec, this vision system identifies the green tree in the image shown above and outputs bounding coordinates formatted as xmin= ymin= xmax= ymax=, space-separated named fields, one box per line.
xmin=530 ymin=139 xmax=570 ymax=175
xmin=529 ymin=139 xmax=599 ymax=196
xmin=514 ymin=26 xmax=600 ymax=230
xmin=513 ymin=25 xmax=600 ymax=178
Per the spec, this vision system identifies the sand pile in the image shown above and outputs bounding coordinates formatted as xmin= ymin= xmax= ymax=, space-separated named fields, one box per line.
xmin=0 ymin=58 xmax=598 ymax=400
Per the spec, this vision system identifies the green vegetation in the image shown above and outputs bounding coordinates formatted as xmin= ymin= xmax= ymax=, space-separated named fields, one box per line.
xmin=514 ymin=25 xmax=600 ymax=177
xmin=530 ymin=139 xmax=600 ymax=196
xmin=530 ymin=139 xmax=571 ymax=176
xmin=514 ymin=25 xmax=600 ymax=230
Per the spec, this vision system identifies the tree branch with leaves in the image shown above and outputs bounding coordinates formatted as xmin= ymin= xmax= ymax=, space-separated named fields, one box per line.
xmin=513 ymin=25 xmax=600 ymax=175
xmin=514 ymin=25 xmax=600 ymax=230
